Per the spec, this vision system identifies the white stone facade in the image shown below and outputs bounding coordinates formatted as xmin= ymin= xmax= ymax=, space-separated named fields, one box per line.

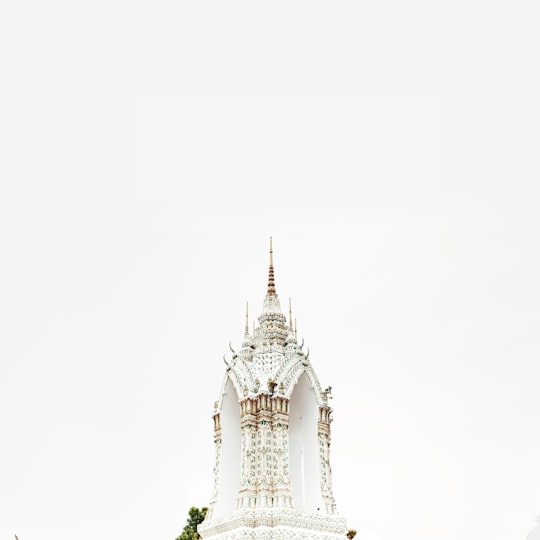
xmin=198 ymin=243 xmax=347 ymax=540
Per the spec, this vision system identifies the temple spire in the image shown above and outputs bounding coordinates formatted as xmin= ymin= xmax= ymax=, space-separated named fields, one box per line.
xmin=289 ymin=298 xmax=294 ymax=330
xmin=260 ymin=236 xmax=284 ymax=323
xmin=267 ymin=236 xmax=276 ymax=294
xmin=244 ymin=302 xmax=249 ymax=337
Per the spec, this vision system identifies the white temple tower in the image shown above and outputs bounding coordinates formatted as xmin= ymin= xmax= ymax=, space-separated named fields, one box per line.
xmin=198 ymin=240 xmax=348 ymax=540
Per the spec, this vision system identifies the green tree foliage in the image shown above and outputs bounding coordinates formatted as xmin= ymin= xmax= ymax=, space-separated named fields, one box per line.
xmin=175 ymin=506 xmax=208 ymax=540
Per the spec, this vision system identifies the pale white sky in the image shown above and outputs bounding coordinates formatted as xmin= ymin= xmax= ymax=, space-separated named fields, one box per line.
xmin=1 ymin=2 xmax=540 ymax=540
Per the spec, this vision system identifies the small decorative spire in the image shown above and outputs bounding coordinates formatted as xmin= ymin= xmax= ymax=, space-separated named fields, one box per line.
xmin=289 ymin=298 xmax=294 ymax=330
xmin=294 ymin=318 xmax=297 ymax=340
xmin=267 ymin=236 xmax=276 ymax=294
xmin=244 ymin=302 xmax=249 ymax=337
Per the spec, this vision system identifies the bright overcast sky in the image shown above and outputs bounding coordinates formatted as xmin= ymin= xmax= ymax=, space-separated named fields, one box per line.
xmin=1 ymin=2 xmax=540 ymax=540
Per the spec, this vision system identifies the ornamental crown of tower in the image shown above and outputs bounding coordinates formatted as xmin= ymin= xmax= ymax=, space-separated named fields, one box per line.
xmin=198 ymin=239 xmax=348 ymax=540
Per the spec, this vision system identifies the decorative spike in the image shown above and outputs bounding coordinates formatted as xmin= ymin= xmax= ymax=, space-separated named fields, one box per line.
xmin=295 ymin=319 xmax=298 ymax=341
xmin=267 ymin=236 xmax=276 ymax=294
xmin=244 ymin=302 xmax=249 ymax=336
xmin=289 ymin=298 xmax=294 ymax=330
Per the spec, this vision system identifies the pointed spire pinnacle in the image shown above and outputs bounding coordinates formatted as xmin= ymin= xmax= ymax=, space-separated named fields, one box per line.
xmin=294 ymin=318 xmax=297 ymax=340
xmin=260 ymin=236 xmax=284 ymax=320
xmin=289 ymin=298 xmax=294 ymax=331
xmin=267 ymin=236 xmax=276 ymax=294
xmin=244 ymin=302 xmax=249 ymax=337
xmin=259 ymin=237 xmax=287 ymax=346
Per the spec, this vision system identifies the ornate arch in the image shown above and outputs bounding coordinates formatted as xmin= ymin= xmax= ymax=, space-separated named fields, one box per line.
xmin=281 ymin=359 xmax=327 ymax=406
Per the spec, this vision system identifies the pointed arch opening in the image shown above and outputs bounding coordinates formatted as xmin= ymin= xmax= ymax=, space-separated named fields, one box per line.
xmin=214 ymin=377 xmax=241 ymax=518
xmin=288 ymin=372 xmax=324 ymax=514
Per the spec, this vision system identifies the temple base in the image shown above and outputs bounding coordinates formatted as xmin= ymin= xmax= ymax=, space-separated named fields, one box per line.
xmin=198 ymin=508 xmax=347 ymax=539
